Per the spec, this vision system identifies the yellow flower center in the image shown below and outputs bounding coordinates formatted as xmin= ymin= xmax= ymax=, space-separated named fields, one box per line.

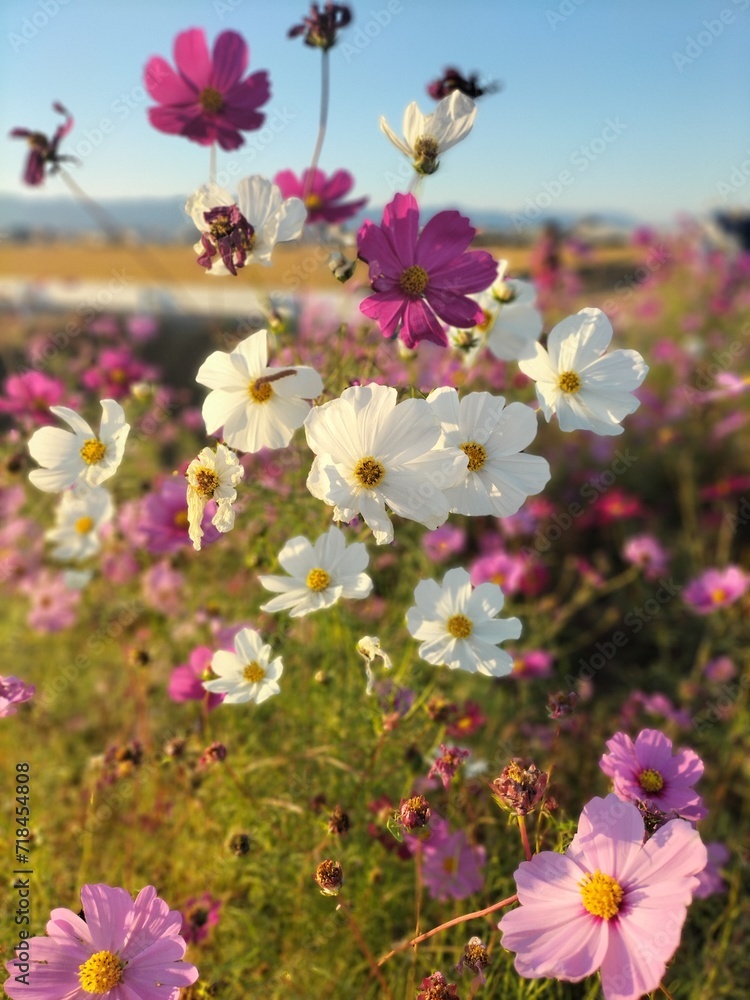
xmin=638 ymin=768 xmax=664 ymax=793
xmin=579 ymin=870 xmax=624 ymax=920
xmin=75 ymin=516 xmax=95 ymax=534
xmin=193 ymin=467 xmax=220 ymax=498
xmin=306 ymin=567 xmax=331 ymax=592
xmin=442 ymin=856 xmax=457 ymax=874
xmin=354 ymin=456 xmax=385 ymax=488
xmin=249 ymin=381 xmax=274 ymax=404
xmin=557 ymin=371 xmax=582 ymax=394
xmin=111 ymin=368 xmax=127 ymax=384
xmin=711 ymin=588 xmax=728 ymax=604
xmin=476 ymin=308 xmax=495 ymax=332
xmin=399 ymin=265 xmax=429 ymax=297
xmin=243 ymin=661 xmax=266 ymax=683
xmin=173 ymin=509 xmax=189 ymax=528
xmin=199 ymin=87 xmax=224 ymax=114
xmin=493 ymin=282 xmax=517 ymax=304
xmin=447 ymin=614 xmax=473 ymax=639
xmin=460 ymin=441 xmax=487 ymax=472
xmin=80 ymin=439 xmax=106 ymax=465
xmin=78 ymin=950 xmax=124 ymax=994
xmin=414 ymin=135 xmax=439 ymax=159
xmin=305 ymin=193 xmax=323 ymax=210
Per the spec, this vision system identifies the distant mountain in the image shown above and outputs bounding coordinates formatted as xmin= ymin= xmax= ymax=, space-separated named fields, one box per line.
xmin=0 ymin=193 xmax=640 ymax=242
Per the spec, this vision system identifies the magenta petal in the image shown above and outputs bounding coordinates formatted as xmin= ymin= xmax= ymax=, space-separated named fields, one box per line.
xmin=148 ymin=106 xmax=195 ymax=137
xmin=174 ymin=28 xmax=213 ymax=91
xmin=211 ymin=31 xmax=248 ymax=91
xmin=381 ymin=193 xmax=420 ymax=257
xmin=360 ymin=290 xmax=406 ymax=338
xmin=219 ymin=105 xmax=265 ymax=133
xmin=144 ymin=56 xmax=196 ymax=104
xmin=430 ymin=250 xmax=498 ymax=294
xmin=357 ymin=219 xmax=403 ymax=274
xmin=302 ymin=167 xmax=327 ymax=196
xmin=317 ymin=198 xmax=368 ymax=224
xmin=224 ymin=72 xmax=272 ymax=114
xmin=425 ymin=289 xmax=482 ymax=329
xmin=402 ymin=298 xmax=448 ymax=348
xmin=415 ymin=210 xmax=476 ymax=270
xmin=211 ymin=121 xmax=246 ymax=151
xmin=322 ymin=169 xmax=354 ymax=201
xmin=273 ymin=169 xmax=302 ymax=199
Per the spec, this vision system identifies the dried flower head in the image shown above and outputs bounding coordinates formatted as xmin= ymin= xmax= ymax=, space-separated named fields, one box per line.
xmin=228 ymin=832 xmax=251 ymax=856
xmin=428 ymin=745 xmax=470 ymax=789
xmin=417 ymin=970 xmax=460 ymax=999
xmin=327 ymin=805 xmax=351 ymax=836
xmin=456 ymin=936 xmax=490 ymax=980
xmin=427 ymin=67 xmax=500 ymax=101
xmin=288 ymin=3 xmax=352 ymax=49
xmin=547 ymin=690 xmax=579 ymax=719
xmin=490 ymin=761 xmax=549 ymax=816
xmin=199 ymin=742 xmax=227 ymax=768
xmin=398 ymin=794 xmax=431 ymax=831
xmin=314 ymin=859 xmax=344 ymax=895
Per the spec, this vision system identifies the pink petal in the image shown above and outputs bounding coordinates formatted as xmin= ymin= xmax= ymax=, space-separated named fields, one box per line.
xmin=315 ymin=198 xmax=367 ymax=224
xmin=302 ymin=167 xmax=327 ymax=196
xmin=415 ymin=209 xmax=476 ymax=270
xmin=174 ymin=28 xmax=212 ymax=91
xmin=273 ymin=170 xmax=302 ymax=199
xmin=148 ymin=106 xmax=199 ymax=137
xmin=620 ymin=817 xmax=706 ymax=887
xmin=500 ymin=902 xmax=608 ymax=982
xmin=381 ymin=193 xmax=419 ymax=259
xmin=567 ymin=795 xmax=643 ymax=878
xmin=224 ymin=72 xmax=272 ymax=114
xmin=359 ymin=290 xmax=406 ymax=338
xmin=401 ymin=297 xmax=448 ymax=348
xmin=357 ymin=219 xmax=403 ymax=275
xmin=144 ymin=56 xmax=196 ymax=104
xmin=633 ymin=729 xmax=676 ymax=770
xmin=429 ymin=249 xmax=498 ymax=295
xmin=425 ymin=288 xmax=483 ymax=329
xmin=599 ymin=918 xmax=667 ymax=1000
xmin=80 ymin=884 xmax=133 ymax=951
xmin=322 ymin=169 xmax=355 ymax=201
xmin=211 ymin=31 xmax=248 ymax=91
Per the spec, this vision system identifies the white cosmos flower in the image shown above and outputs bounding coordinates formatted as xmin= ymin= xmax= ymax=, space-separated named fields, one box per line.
xmin=258 ymin=526 xmax=372 ymax=618
xmin=406 ymin=567 xmax=522 ymax=676
xmin=196 ymin=329 xmax=323 ymax=453
xmin=45 ymin=487 xmax=114 ymax=562
xmin=203 ymin=628 xmax=283 ymax=705
xmin=380 ymin=91 xmax=477 ymax=174
xmin=427 ymin=388 xmax=550 ymax=517
xmin=304 ymin=383 xmax=467 ymax=545
xmin=519 ymin=307 xmax=648 ymax=436
xmin=186 ymin=176 xmax=306 ymax=275
xmin=28 ymin=400 xmax=130 ymax=494
xmin=186 ymin=444 xmax=244 ymax=551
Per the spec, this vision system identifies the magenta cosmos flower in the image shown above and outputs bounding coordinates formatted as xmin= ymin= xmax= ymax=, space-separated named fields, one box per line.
xmin=274 ymin=167 xmax=367 ymax=224
xmin=600 ymin=729 xmax=707 ymax=822
xmin=9 ymin=102 xmax=75 ymax=186
xmin=498 ymin=795 xmax=706 ymax=1000
xmin=3 ymin=883 xmax=198 ymax=1000
xmin=357 ymin=192 xmax=497 ymax=349
xmin=168 ymin=645 xmax=225 ymax=710
xmin=145 ymin=28 xmax=270 ymax=151
xmin=0 ymin=675 xmax=35 ymax=717
xmin=682 ymin=565 xmax=749 ymax=615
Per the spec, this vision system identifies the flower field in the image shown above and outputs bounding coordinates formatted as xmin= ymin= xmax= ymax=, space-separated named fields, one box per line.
xmin=1 ymin=6 xmax=749 ymax=1000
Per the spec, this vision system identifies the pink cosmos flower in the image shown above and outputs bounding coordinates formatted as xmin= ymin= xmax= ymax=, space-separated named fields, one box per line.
xmin=357 ymin=193 xmax=498 ymax=349
xmin=511 ymin=649 xmax=554 ymax=680
xmin=0 ymin=371 xmax=69 ymax=426
xmin=421 ymin=523 xmax=467 ymax=563
xmin=142 ymin=561 xmax=184 ymax=617
xmin=274 ymin=168 xmax=367 ymax=224
xmin=140 ymin=478 xmax=221 ymax=555
xmin=0 ymin=675 xmax=35 ymax=717
xmin=499 ymin=795 xmax=706 ymax=1000
xmin=81 ymin=349 xmax=158 ymax=400
xmin=683 ymin=565 xmax=749 ymax=615
xmin=693 ymin=841 xmax=729 ymax=898
xmin=3 ymin=882 xmax=198 ymax=999
xmin=9 ymin=102 xmax=75 ymax=186
xmin=622 ymin=534 xmax=670 ymax=581
xmin=145 ymin=28 xmax=270 ymax=151
xmin=469 ymin=550 xmax=526 ymax=596
xmin=600 ymin=729 xmax=707 ymax=822
xmin=20 ymin=569 xmax=80 ymax=633
xmin=180 ymin=892 xmax=222 ymax=945
xmin=406 ymin=816 xmax=486 ymax=901
xmin=168 ymin=645 xmax=225 ymax=710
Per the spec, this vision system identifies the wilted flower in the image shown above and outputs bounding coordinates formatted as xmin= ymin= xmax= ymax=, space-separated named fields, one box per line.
xmin=427 ymin=67 xmax=500 ymax=101
xmin=456 ymin=936 xmax=491 ymax=981
xmin=9 ymin=102 xmax=75 ymax=186
xmin=186 ymin=444 xmax=244 ymax=551
xmin=327 ymin=805 xmax=350 ymax=835
xmin=314 ymin=859 xmax=344 ymax=895
xmin=416 ymin=971 xmax=460 ymax=999
xmin=398 ymin=794 xmax=431 ymax=831
xmin=288 ymin=3 xmax=352 ymax=49
xmin=490 ymin=761 xmax=549 ymax=816
xmin=181 ymin=893 xmax=222 ymax=946
xmin=428 ymin=745 xmax=470 ymax=789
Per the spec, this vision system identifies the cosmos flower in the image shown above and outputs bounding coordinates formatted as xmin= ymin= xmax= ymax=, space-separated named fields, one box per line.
xmin=27 ymin=400 xmax=130 ymax=495
xmin=287 ymin=3 xmax=352 ymax=49
xmin=20 ymin=569 xmax=81 ymax=633
xmin=185 ymin=444 xmax=244 ymax=551
xmin=196 ymin=329 xmax=323 ymax=453
xmin=45 ymin=487 xmax=114 ymax=563
xmin=0 ymin=371 xmax=70 ymax=426
xmin=621 ymin=534 xmax=670 ymax=581
xmin=0 ymin=675 xmax=35 ymax=718
xmin=168 ymin=645 xmax=225 ymax=710
xmin=186 ymin=176 xmax=306 ymax=274
xmin=498 ymin=795 xmax=706 ymax=1000
xmin=380 ymin=91 xmax=477 ymax=175
xmin=518 ymin=308 xmax=648 ymax=435
xmin=304 ymin=383 xmax=467 ymax=545
xmin=145 ymin=28 xmax=270 ymax=150
xmin=203 ymin=627 xmax=283 ymax=705
xmin=682 ymin=565 xmax=749 ymax=615
xmin=405 ymin=567 xmax=522 ymax=676
xmin=3 ymin=882 xmax=198 ymax=1000
xmin=427 ymin=66 xmax=500 ymax=101
xmin=140 ymin=477 xmax=221 ymax=555
xmin=599 ymin=729 xmax=707 ymax=822
xmin=426 ymin=387 xmax=550 ymax=517
xmin=357 ymin=192 xmax=497 ymax=349
xmin=407 ymin=816 xmax=486 ymax=901
xmin=273 ymin=167 xmax=367 ymax=224
xmin=258 ymin=526 xmax=372 ymax=617
xmin=180 ymin=893 xmax=222 ymax=946
xmin=9 ymin=102 xmax=75 ymax=186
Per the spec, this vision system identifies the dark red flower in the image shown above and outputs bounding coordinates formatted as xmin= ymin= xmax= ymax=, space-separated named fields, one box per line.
xmin=288 ymin=4 xmax=352 ymax=49
xmin=427 ymin=67 xmax=500 ymax=101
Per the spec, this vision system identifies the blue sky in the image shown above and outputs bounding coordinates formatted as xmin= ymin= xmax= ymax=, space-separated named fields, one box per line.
xmin=2 ymin=0 xmax=749 ymax=222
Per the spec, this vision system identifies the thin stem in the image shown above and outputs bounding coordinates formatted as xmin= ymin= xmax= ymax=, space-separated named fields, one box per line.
xmin=304 ymin=49 xmax=330 ymax=197
xmin=518 ymin=815 xmax=533 ymax=862
xmin=659 ymin=984 xmax=676 ymax=1000
xmin=58 ymin=167 xmax=123 ymax=242
xmin=337 ymin=898 xmax=395 ymax=999
xmin=209 ymin=143 xmax=217 ymax=186
xmin=377 ymin=893 xmax=518 ymax=966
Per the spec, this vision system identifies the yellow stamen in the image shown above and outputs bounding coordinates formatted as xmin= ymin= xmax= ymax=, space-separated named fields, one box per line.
xmin=249 ymin=381 xmax=273 ymax=403
xmin=306 ymin=567 xmax=331 ymax=592
xmin=78 ymin=950 xmax=124 ymax=993
xmin=80 ymin=439 xmax=106 ymax=465
xmin=243 ymin=661 xmax=266 ymax=683
xmin=711 ymin=588 xmax=728 ymax=604
xmin=460 ymin=441 xmax=487 ymax=472
xmin=447 ymin=614 xmax=473 ymax=639
xmin=557 ymin=371 xmax=582 ymax=394
xmin=199 ymin=87 xmax=224 ymax=113
xmin=305 ymin=193 xmax=323 ymax=210
xmin=193 ymin=467 xmax=220 ymax=498
xmin=399 ymin=265 xmax=429 ymax=297
xmin=579 ymin=870 xmax=624 ymax=920
xmin=638 ymin=768 xmax=664 ymax=793
xmin=75 ymin=516 xmax=95 ymax=534
xmin=354 ymin=456 xmax=385 ymax=488
xmin=173 ymin=509 xmax=189 ymax=528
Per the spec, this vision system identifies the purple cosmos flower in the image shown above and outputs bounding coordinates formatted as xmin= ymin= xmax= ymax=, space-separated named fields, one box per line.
xmin=9 ymin=102 xmax=75 ymax=186
xmin=140 ymin=478 xmax=221 ymax=555
xmin=168 ymin=645 xmax=225 ymax=710
xmin=407 ymin=816 xmax=486 ymax=901
xmin=274 ymin=167 xmax=367 ymax=224
xmin=683 ymin=565 xmax=749 ymax=615
xmin=599 ymin=728 xmax=707 ymax=822
xmin=288 ymin=3 xmax=352 ymax=49
xmin=0 ymin=675 xmax=35 ymax=717
xmin=498 ymin=795 xmax=706 ymax=1000
xmin=3 ymin=883 xmax=198 ymax=999
xmin=357 ymin=193 xmax=498 ymax=349
xmin=693 ymin=841 xmax=730 ymax=898
xmin=144 ymin=28 xmax=270 ymax=151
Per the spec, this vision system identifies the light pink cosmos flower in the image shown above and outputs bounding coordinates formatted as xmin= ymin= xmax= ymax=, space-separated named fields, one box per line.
xmin=0 ymin=675 xmax=35 ymax=717
xmin=3 ymin=882 xmax=198 ymax=999
xmin=599 ymin=729 xmax=707 ymax=822
xmin=683 ymin=565 xmax=749 ymax=615
xmin=145 ymin=28 xmax=270 ymax=150
xmin=168 ymin=645 xmax=225 ymax=710
xmin=498 ymin=795 xmax=706 ymax=1000
xmin=274 ymin=167 xmax=367 ymax=224
xmin=357 ymin=192 xmax=497 ymax=349
xmin=406 ymin=816 xmax=486 ymax=901
xmin=20 ymin=569 xmax=80 ymax=633
xmin=622 ymin=534 xmax=669 ymax=581
xmin=693 ymin=841 xmax=729 ymax=898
